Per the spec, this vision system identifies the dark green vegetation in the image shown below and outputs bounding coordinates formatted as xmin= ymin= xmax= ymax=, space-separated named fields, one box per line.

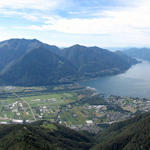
xmin=0 ymin=39 xmax=138 ymax=86
xmin=92 ymin=113 xmax=150 ymax=150
xmin=1 ymin=112 xmax=150 ymax=150
xmin=62 ymin=45 xmax=138 ymax=78
xmin=0 ymin=47 xmax=76 ymax=86
xmin=0 ymin=38 xmax=60 ymax=71
xmin=124 ymin=48 xmax=150 ymax=61
xmin=0 ymin=120 xmax=94 ymax=150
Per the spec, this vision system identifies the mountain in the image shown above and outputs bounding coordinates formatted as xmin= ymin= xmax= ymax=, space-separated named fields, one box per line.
xmin=0 ymin=47 xmax=77 ymax=86
xmin=0 ymin=120 xmax=93 ymax=150
xmin=92 ymin=113 xmax=150 ymax=150
xmin=62 ymin=45 xmax=139 ymax=78
xmin=0 ymin=39 xmax=139 ymax=86
xmin=123 ymin=48 xmax=150 ymax=61
xmin=115 ymin=50 xmax=140 ymax=64
xmin=0 ymin=38 xmax=60 ymax=71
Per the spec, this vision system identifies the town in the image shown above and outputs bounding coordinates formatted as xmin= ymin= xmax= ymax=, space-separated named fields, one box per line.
xmin=0 ymin=84 xmax=150 ymax=133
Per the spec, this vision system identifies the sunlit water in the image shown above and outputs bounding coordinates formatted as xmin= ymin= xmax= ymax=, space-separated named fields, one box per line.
xmin=80 ymin=61 xmax=150 ymax=98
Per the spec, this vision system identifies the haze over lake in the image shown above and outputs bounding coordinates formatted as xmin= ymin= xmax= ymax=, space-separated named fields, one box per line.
xmin=81 ymin=61 xmax=150 ymax=98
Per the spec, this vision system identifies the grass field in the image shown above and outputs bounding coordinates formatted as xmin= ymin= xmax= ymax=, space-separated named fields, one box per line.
xmin=0 ymin=85 xmax=88 ymax=122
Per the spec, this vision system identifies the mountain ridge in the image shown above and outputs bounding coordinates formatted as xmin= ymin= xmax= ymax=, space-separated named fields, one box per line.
xmin=0 ymin=120 xmax=93 ymax=150
xmin=123 ymin=48 xmax=150 ymax=61
xmin=62 ymin=44 xmax=139 ymax=77
xmin=0 ymin=38 xmax=60 ymax=71
xmin=92 ymin=113 xmax=150 ymax=150
xmin=0 ymin=38 xmax=139 ymax=86
xmin=1 ymin=113 xmax=150 ymax=150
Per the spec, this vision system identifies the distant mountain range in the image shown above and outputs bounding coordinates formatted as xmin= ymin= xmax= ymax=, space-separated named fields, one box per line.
xmin=0 ymin=39 xmax=139 ymax=86
xmin=123 ymin=48 xmax=150 ymax=61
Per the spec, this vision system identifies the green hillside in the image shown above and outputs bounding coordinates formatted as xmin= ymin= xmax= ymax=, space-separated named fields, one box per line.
xmin=0 ymin=38 xmax=60 ymax=71
xmin=92 ymin=113 xmax=150 ymax=150
xmin=62 ymin=45 xmax=139 ymax=78
xmin=0 ymin=47 xmax=77 ymax=86
xmin=0 ymin=120 xmax=93 ymax=150
xmin=0 ymin=103 xmax=150 ymax=150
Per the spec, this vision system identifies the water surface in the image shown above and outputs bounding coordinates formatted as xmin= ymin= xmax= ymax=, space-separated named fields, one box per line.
xmin=81 ymin=61 xmax=150 ymax=98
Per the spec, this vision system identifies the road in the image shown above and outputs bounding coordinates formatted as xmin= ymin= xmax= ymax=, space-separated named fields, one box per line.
xmin=12 ymin=93 xmax=36 ymax=121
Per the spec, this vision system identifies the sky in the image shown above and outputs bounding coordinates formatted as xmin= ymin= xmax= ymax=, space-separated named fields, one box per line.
xmin=0 ymin=0 xmax=150 ymax=48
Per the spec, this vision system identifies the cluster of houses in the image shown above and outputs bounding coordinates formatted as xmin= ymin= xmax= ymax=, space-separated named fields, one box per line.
xmin=88 ymin=105 xmax=107 ymax=112
xmin=108 ymin=95 xmax=150 ymax=113
xmin=8 ymin=101 xmax=24 ymax=115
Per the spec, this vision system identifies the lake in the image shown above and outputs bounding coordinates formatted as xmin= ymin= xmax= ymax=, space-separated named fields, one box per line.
xmin=81 ymin=61 xmax=150 ymax=98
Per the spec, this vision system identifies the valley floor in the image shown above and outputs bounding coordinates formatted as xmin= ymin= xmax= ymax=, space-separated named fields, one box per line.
xmin=0 ymin=84 xmax=150 ymax=133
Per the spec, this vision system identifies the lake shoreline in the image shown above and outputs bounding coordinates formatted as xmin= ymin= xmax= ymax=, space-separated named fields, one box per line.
xmin=80 ymin=61 xmax=150 ymax=98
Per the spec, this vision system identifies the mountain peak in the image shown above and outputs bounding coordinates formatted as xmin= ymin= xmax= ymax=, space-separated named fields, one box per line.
xmin=1 ymin=38 xmax=41 ymax=43
xmin=70 ymin=44 xmax=87 ymax=49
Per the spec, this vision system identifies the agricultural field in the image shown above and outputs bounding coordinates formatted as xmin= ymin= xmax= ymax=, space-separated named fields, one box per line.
xmin=0 ymin=84 xmax=94 ymax=123
xmin=0 ymin=84 xmax=150 ymax=133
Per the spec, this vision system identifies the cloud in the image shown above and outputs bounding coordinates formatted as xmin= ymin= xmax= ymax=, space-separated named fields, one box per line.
xmin=0 ymin=9 xmax=40 ymax=21
xmin=1 ymin=0 xmax=150 ymax=47
xmin=0 ymin=0 xmax=65 ymax=10
xmin=22 ymin=0 xmax=150 ymax=35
